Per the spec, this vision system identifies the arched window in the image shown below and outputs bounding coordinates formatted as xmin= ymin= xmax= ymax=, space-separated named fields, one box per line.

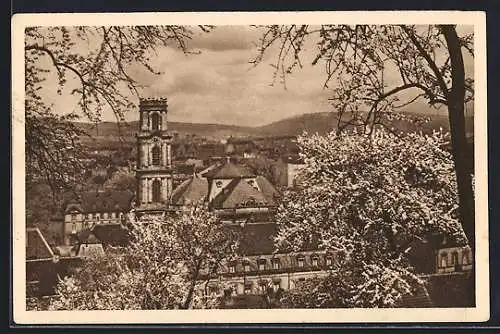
xmin=440 ymin=253 xmax=448 ymax=267
xmin=152 ymin=179 xmax=162 ymax=203
xmin=462 ymin=250 xmax=469 ymax=265
xmin=452 ymin=251 xmax=460 ymax=271
xmin=151 ymin=112 xmax=161 ymax=131
xmin=152 ymin=146 xmax=161 ymax=166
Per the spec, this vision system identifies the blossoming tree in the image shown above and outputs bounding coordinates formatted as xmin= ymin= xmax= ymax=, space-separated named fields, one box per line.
xmin=275 ymin=128 xmax=466 ymax=307
xmin=251 ymin=24 xmax=474 ymax=250
xmin=49 ymin=204 xmax=237 ymax=310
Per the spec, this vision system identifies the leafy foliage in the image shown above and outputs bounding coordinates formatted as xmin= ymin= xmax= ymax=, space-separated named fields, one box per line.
xmin=274 ymin=128 xmax=465 ymax=307
xmin=49 ymin=204 xmax=237 ymax=310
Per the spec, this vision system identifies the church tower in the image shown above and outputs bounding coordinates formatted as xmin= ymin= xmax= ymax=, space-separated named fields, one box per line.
xmin=135 ymin=97 xmax=173 ymax=218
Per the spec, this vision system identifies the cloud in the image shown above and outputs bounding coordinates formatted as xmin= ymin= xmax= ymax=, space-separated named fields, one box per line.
xmin=186 ymin=26 xmax=261 ymax=52
xmin=44 ymin=25 xmax=476 ymax=126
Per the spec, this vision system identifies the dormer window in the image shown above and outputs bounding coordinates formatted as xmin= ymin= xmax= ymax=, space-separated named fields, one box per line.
xmin=325 ymin=255 xmax=333 ymax=267
xmin=243 ymin=261 xmax=251 ymax=272
xmin=258 ymin=259 xmax=266 ymax=271
xmin=311 ymin=256 xmax=319 ymax=267
xmin=297 ymin=256 xmax=305 ymax=268
xmin=272 ymin=258 xmax=281 ymax=270
xmin=440 ymin=253 xmax=448 ymax=267
xmin=228 ymin=263 xmax=236 ymax=273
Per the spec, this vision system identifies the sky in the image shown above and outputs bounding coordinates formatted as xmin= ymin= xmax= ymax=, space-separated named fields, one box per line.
xmin=40 ymin=25 xmax=474 ymax=127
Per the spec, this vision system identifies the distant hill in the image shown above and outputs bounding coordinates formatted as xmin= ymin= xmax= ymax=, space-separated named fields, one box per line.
xmin=77 ymin=110 xmax=474 ymax=144
xmin=77 ymin=121 xmax=259 ymax=143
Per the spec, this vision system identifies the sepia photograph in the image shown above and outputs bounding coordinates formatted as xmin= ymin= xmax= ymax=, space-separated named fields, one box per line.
xmin=11 ymin=11 xmax=489 ymax=324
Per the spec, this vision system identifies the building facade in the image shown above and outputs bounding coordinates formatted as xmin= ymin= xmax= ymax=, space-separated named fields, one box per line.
xmin=62 ymin=190 xmax=133 ymax=246
xmin=135 ymin=98 xmax=174 ymax=217
xmin=273 ymin=154 xmax=306 ymax=188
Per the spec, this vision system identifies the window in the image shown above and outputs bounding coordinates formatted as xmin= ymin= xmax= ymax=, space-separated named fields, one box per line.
xmin=151 ymin=112 xmax=161 ymax=131
xmin=228 ymin=264 xmax=236 ymax=273
xmin=258 ymin=259 xmax=266 ymax=271
xmin=103 ymin=212 xmax=108 ymax=220
xmin=297 ymin=256 xmax=305 ymax=268
xmin=152 ymin=146 xmax=161 ymax=166
xmin=88 ymin=213 xmax=93 ymax=220
xmin=452 ymin=251 xmax=459 ymax=266
xmin=462 ymin=250 xmax=469 ymax=265
xmin=95 ymin=214 xmax=100 ymax=222
xmin=273 ymin=281 xmax=280 ymax=292
xmin=440 ymin=253 xmax=448 ymax=267
xmin=111 ymin=212 xmax=116 ymax=219
xmin=215 ymin=180 xmax=223 ymax=188
xmin=71 ymin=222 xmax=77 ymax=234
xmin=325 ymin=256 xmax=333 ymax=267
xmin=272 ymin=259 xmax=280 ymax=270
xmin=311 ymin=256 xmax=319 ymax=267
xmin=152 ymin=180 xmax=162 ymax=203
xmin=244 ymin=283 xmax=252 ymax=294
xmin=71 ymin=214 xmax=77 ymax=221
xmin=243 ymin=262 xmax=250 ymax=272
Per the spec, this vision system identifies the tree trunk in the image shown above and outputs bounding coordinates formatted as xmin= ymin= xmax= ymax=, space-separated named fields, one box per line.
xmin=182 ymin=260 xmax=202 ymax=309
xmin=441 ymin=25 xmax=475 ymax=307
xmin=441 ymin=25 xmax=475 ymax=248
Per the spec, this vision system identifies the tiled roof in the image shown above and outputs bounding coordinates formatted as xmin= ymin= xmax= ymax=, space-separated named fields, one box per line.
xmin=204 ymin=162 xmax=256 ymax=179
xmin=92 ymin=224 xmax=130 ymax=246
xmin=255 ymin=176 xmax=279 ymax=204
xmin=65 ymin=190 xmax=134 ymax=214
xmin=26 ymin=227 xmax=55 ymax=260
xmin=171 ymin=176 xmax=208 ymax=206
xmin=212 ymin=178 xmax=273 ymax=210
xmin=77 ymin=229 xmax=101 ymax=244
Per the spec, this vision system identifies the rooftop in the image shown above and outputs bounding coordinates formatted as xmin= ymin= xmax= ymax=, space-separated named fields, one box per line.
xmin=64 ymin=190 xmax=134 ymax=214
xmin=171 ymin=176 xmax=208 ymax=206
xmin=26 ymin=227 xmax=55 ymax=261
xmin=204 ymin=162 xmax=256 ymax=179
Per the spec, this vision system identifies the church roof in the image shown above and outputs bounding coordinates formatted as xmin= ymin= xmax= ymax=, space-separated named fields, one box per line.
xmin=211 ymin=178 xmax=273 ymax=210
xmin=171 ymin=176 xmax=208 ymax=206
xmin=65 ymin=190 xmax=134 ymax=214
xmin=255 ymin=176 xmax=279 ymax=204
xmin=204 ymin=162 xmax=255 ymax=179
